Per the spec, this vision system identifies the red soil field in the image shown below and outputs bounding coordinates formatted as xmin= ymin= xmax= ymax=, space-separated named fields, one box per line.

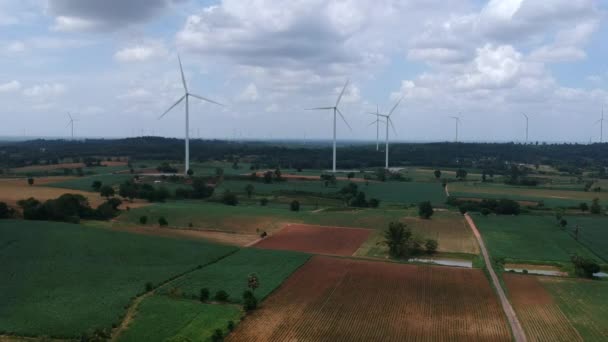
xmin=228 ymin=256 xmax=511 ymax=342
xmin=253 ymin=224 xmax=372 ymax=256
xmin=504 ymin=274 xmax=582 ymax=341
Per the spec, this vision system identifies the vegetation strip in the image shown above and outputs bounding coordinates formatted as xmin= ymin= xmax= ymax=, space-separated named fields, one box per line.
xmin=464 ymin=213 xmax=527 ymax=342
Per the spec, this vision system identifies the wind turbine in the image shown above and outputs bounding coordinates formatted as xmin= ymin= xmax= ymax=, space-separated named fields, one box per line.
xmin=596 ymin=106 xmax=604 ymax=143
xmin=159 ymin=54 xmax=223 ymax=176
xmin=370 ymin=96 xmax=403 ymax=169
xmin=367 ymin=105 xmax=382 ymax=151
xmin=306 ymin=80 xmax=352 ymax=173
xmin=522 ymin=113 xmax=529 ymax=143
xmin=450 ymin=115 xmax=461 ymax=142
xmin=66 ymin=113 xmax=76 ymax=139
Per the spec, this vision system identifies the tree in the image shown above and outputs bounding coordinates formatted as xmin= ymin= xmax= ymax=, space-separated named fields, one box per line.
xmin=425 ymin=239 xmax=438 ymax=254
xmin=590 ymin=198 xmax=602 ymax=214
xmin=245 ymin=184 xmax=255 ymax=198
xmin=290 ymin=200 xmax=300 ymax=211
xmin=192 ymin=178 xmax=214 ymax=199
xmin=456 ymin=168 xmax=467 ymax=180
xmin=243 ymin=290 xmax=258 ymax=311
xmin=571 ymin=254 xmax=600 ymax=279
xmin=349 ymin=192 xmax=368 ymax=207
xmin=481 ymin=208 xmax=491 ymax=216
xmin=158 ymin=216 xmax=168 ymax=226
xmin=559 ymin=219 xmax=568 ymax=229
xmin=382 ymin=222 xmax=412 ymax=258
xmin=369 ymin=198 xmax=380 ymax=208
xmin=222 ymin=191 xmax=238 ymax=206
xmin=248 ymin=273 xmax=259 ymax=293
xmin=418 ymin=201 xmax=434 ymax=219
xmin=187 ymin=168 xmax=194 ymax=176
xmin=27 ymin=177 xmax=34 ymax=186
xmin=139 ymin=215 xmax=148 ymax=224
xmin=91 ymin=180 xmax=102 ymax=191
xmin=200 ymin=288 xmax=210 ymax=302
xmin=347 ymin=172 xmax=355 ymax=179
xmin=434 ymin=170 xmax=441 ymax=179
xmin=259 ymin=198 xmax=269 ymax=206
xmin=0 ymin=202 xmax=14 ymax=219
xmin=579 ymin=202 xmax=589 ymax=212
xmin=214 ymin=290 xmax=229 ymax=302
xmin=263 ymin=171 xmax=273 ymax=184
xmin=99 ymin=185 xmax=115 ymax=199
xmin=211 ymin=329 xmax=223 ymax=342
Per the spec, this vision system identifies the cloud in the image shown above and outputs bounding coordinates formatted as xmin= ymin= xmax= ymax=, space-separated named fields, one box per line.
xmin=0 ymin=80 xmax=21 ymax=93
xmin=23 ymin=83 xmax=67 ymax=98
xmin=117 ymin=88 xmax=152 ymax=100
xmin=237 ymin=83 xmax=259 ymax=102
xmin=114 ymin=41 xmax=167 ymax=62
xmin=48 ymin=0 xmax=183 ymax=31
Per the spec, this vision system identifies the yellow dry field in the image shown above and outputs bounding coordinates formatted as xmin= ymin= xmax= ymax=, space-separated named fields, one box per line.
xmin=401 ymin=213 xmax=480 ymax=254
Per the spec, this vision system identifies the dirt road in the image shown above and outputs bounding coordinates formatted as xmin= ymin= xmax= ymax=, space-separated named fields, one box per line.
xmin=464 ymin=213 xmax=527 ymax=342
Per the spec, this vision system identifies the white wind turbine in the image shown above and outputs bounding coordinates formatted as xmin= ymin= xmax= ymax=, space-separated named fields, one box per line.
xmin=522 ymin=113 xmax=529 ymax=143
xmin=306 ymin=80 xmax=352 ymax=173
xmin=370 ymin=96 xmax=403 ymax=169
xmin=66 ymin=113 xmax=76 ymax=139
xmin=450 ymin=115 xmax=461 ymax=142
xmin=367 ymin=105 xmax=383 ymax=151
xmin=595 ymin=105 xmax=604 ymax=143
xmin=159 ymin=55 xmax=223 ymax=176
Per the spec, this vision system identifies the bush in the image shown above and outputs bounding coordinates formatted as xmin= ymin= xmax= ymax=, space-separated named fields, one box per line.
xmin=243 ymin=290 xmax=257 ymax=311
xmin=579 ymin=202 xmax=589 ymax=212
xmin=200 ymin=288 xmax=210 ymax=302
xmin=368 ymin=198 xmax=380 ymax=208
xmin=99 ymin=185 xmax=115 ymax=198
xmin=227 ymin=320 xmax=235 ymax=332
xmin=214 ymin=290 xmax=229 ymax=302
xmin=571 ymin=255 xmax=600 ymax=279
xmin=481 ymin=208 xmax=491 ymax=216
xmin=290 ymin=200 xmax=300 ymax=212
xmin=139 ymin=215 xmax=148 ymax=224
xmin=91 ymin=180 xmax=102 ymax=191
xmin=145 ymin=282 xmax=154 ymax=291
xmin=211 ymin=329 xmax=223 ymax=342
xmin=0 ymin=202 xmax=14 ymax=219
xmin=27 ymin=177 xmax=34 ymax=186
xmin=158 ymin=216 xmax=168 ymax=226
xmin=259 ymin=198 xmax=269 ymax=206
xmin=590 ymin=198 xmax=602 ymax=214
xmin=418 ymin=201 xmax=434 ymax=219
xmin=425 ymin=239 xmax=438 ymax=254
xmin=222 ymin=191 xmax=238 ymax=206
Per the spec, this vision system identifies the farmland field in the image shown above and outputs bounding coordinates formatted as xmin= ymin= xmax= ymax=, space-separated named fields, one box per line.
xmin=228 ymin=256 xmax=511 ymax=341
xmin=168 ymin=248 xmax=310 ymax=302
xmin=47 ymin=173 xmax=134 ymax=192
xmin=254 ymin=224 xmax=372 ymax=256
xmin=0 ymin=177 xmax=108 ymax=208
xmin=563 ymin=215 xmax=608 ymax=262
xmin=0 ymin=220 xmax=236 ymax=338
xmin=117 ymin=295 xmax=241 ymax=342
xmin=474 ymin=214 xmax=597 ymax=262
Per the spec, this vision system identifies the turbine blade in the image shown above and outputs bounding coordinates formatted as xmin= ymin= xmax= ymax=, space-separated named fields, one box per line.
xmin=189 ymin=93 xmax=224 ymax=106
xmin=389 ymin=118 xmax=398 ymax=136
xmin=388 ymin=95 xmax=404 ymax=116
xmin=336 ymin=108 xmax=352 ymax=131
xmin=68 ymin=113 xmax=73 ymax=120
xmin=306 ymin=106 xmax=334 ymax=110
xmin=159 ymin=95 xmax=186 ymax=119
xmin=177 ymin=54 xmax=188 ymax=92
xmin=367 ymin=120 xmax=377 ymax=126
xmin=335 ymin=79 xmax=349 ymax=107
xmin=65 ymin=121 xmax=71 ymax=127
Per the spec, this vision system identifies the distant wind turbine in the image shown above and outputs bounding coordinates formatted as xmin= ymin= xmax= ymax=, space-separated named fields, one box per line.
xmin=596 ymin=106 xmax=604 ymax=143
xmin=367 ymin=105 xmax=382 ymax=151
xmin=522 ymin=113 xmax=529 ymax=143
xmin=306 ymin=80 xmax=352 ymax=173
xmin=159 ymin=54 xmax=223 ymax=176
xmin=450 ymin=115 xmax=461 ymax=142
xmin=66 ymin=113 xmax=76 ymax=139
xmin=370 ymin=96 xmax=403 ymax=169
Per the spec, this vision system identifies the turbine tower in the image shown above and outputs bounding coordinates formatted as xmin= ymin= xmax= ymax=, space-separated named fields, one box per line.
xmin=66 ymin=113 xmax=76 ymax=139
xmin=450 ymin=116 xmax=461 ymax=142
xmin=596 ymin=106 xmax=604 ymax=143
xmin=159 ymin=54 xmax=223 ymax=176
xmin=367 ymin=105 xmax=382 ymax=151
xmin=522 ymin=113 xmax=529 ymax=143
xmin=306 ymin=80 xmax=352 ymax=173
xmin=370 ymin=96 xmax=403 ymax=169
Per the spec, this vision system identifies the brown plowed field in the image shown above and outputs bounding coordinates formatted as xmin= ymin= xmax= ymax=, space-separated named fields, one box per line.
xmin=228 ymin=256 xmax=511 ymax=342
xmin=504 ymin=274 xmax=582 ymax=342
xmin=253 ymin=224 xmax=372 ymax=256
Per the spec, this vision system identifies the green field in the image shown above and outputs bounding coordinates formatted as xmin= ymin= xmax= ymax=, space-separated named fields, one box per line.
xmin=47 ymin=173 xmax=134 ymax=192
xmin=0 ymin=220 xmax=236 ymax=338
xmin=564 ymin=216 xmax=608 ymax=262
xmin=542 ymin=278 xmax=608 ymax=341
xmin=474 ymin=214 xmax=597 ymax=263
xmin=117 ymin=296 xmax=241 ymax=342
xmin=168 ymin=248 xmax=310 ymax=303
xmin=118 ymin=201 xmax=409 ymax=233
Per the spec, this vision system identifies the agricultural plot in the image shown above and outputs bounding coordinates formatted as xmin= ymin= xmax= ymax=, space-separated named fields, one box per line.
xmin=0 ymin=177 xmax=107 ymax=208
xmin=168 ymin=248 xmax=310 ymax=303
xmin=47 ymin=173 xmax=133 ymax=192
xmin=564 ymin=215 xmax=608 ymax=262
xmin=504 ymin=274 xmax=582 ymax=342
xmin=0 ymin=220 xmax=236 ymax=338
xmin=254 ymin=224 xmax=372 ymax=256
xmin=450 ymin=181 xmax=607 ymax=208
xmin=117 ymin=295 xmax=241 ymax=342
xmin=474 ymin=214 xmax=597 ymax=262
xmin=228 ymin=256 xmax=511 ymax=341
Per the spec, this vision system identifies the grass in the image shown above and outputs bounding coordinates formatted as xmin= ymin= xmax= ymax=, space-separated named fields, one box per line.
xmin=167 ymin=248 xmax=310 ymax=303
xmin=541 ymin=278 xmax=608 ymax=341
xmin=0 ymin=220 xmax=236 ymax=338
xmin=117 ymin=295 xmax=241 ymax=342
xmin=118 ymin=201 xmax=409 ymax=234
xmin=474 ymin=214 xmax=597 ymax=263
xmin=564 ymin=215 xmax=608 ymax=262
xmin=47 ymin=173 xmax=134 ymax=192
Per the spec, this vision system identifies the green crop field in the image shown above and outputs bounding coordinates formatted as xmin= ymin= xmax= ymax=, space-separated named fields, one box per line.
xmin=564 ymin=216 xmax=608 ymax=262
xmin=119 ymin=201 xmax=409 ymax=233
xmin=47 ymin=173 xmax=134 ymax=192
xmin=0 ymin=220 xmax=236 ymax=338
xmin=541 ymin=278 xmax=608 ymax=341
xmin=168 ymin=248 xmax=310 ymax=303
xmin=473 ymin=214 xmax=597 ymax=263
xmin=117 ymin=295 xmax=241 ymax=342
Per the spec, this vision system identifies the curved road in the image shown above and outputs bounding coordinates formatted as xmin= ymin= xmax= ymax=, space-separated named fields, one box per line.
xmin=464 ymin=214 xmax=527 ymax=342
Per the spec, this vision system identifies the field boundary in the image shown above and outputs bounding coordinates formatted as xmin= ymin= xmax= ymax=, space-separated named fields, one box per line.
xmin=464 ymin=213 xmax=527 ymax=342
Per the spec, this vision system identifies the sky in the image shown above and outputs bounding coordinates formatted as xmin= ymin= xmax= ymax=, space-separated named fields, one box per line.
xmin=0 ymin=0 xmax=607 ymax=143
